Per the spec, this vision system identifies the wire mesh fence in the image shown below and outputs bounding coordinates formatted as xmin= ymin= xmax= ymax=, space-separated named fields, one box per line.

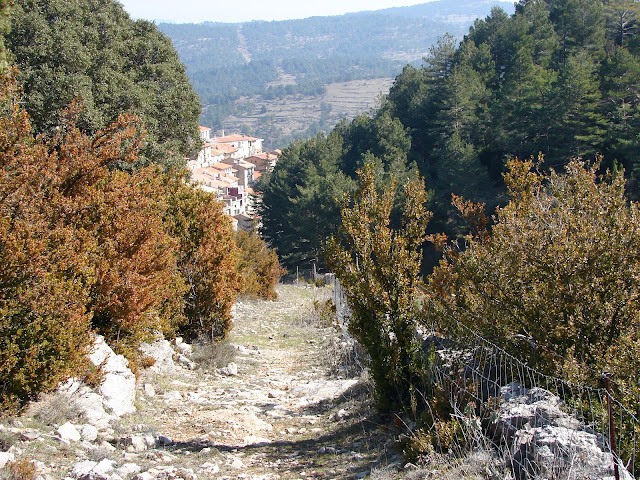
xmin=331 ymin=280 xmax=640 ymax=479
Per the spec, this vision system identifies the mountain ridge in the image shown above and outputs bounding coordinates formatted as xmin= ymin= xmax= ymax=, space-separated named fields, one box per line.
xmin=159 ymin=0 xmax=515 ymax=148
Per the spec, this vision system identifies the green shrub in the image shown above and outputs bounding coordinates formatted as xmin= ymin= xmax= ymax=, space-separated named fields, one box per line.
xmin=428 ymin=157 xmax=640 ymax=389
xmin=326 ymin=163 xmax=432 ymax=412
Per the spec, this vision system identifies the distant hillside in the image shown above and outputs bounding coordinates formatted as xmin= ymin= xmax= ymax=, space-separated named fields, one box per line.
xmin=160 ymin=0 xmax=514 ymax=149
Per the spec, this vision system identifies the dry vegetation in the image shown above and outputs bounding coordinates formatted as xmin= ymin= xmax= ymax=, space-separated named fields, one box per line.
xmin=223 ymin=78 xmax=395 ymax=143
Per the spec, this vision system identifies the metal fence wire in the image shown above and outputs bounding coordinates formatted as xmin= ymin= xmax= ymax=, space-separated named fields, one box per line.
xmin=331 ymin=281 xmax=640 ymax=479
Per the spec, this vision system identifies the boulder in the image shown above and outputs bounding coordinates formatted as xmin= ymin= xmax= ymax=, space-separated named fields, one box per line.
xmin=89 ymin=335 xmax=136 ymax=417
xmin=493 ymin=383 xmax=632 ymax=480
xmin=57 ymin=335 xmax=136 ymax=429
xmin=139 ymin=339 xmax=176 ymax=372
xmin=56 ymin=422 xmax=81 ymax=443
xmin=80 ymin=424 xmax=99 ymax=443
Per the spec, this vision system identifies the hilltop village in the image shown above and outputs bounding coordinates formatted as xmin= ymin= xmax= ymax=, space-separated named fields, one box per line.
xmin=187 ymin=126 xmax=281 ymax=231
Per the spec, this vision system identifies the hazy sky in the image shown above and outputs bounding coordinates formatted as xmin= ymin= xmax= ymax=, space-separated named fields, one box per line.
xmin=118 ymin=0 xmax=435 ymax=24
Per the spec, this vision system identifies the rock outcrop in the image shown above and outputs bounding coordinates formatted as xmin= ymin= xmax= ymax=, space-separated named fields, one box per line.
xmin=493 ymin=383 xmax=632 ymax=480
xmin=59 ymin=334 xmax=136 ymax=429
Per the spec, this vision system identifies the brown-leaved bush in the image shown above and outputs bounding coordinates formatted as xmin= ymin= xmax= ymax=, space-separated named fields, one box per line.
xmin=164 ymin=175 xmax=242 ymax=343
xmin=427 ymin=156 xmax=640 ymax=396
xmin=0 ymin=71 xmax=94 ymax=413
xmin=235 ymin=229 xmax=285 ymax=300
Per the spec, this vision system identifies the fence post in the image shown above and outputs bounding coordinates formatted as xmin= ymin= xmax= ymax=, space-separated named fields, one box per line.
xmin=604 ymin=372 xmax=620 ymax=480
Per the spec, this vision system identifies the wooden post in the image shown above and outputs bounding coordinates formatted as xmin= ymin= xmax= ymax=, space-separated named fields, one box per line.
xmin=604 ymin=372 xmax=620 ymax=480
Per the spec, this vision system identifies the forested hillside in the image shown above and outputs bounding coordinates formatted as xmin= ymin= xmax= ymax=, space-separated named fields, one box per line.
xmin=159 ymin=0 xmax=514 ymax=148
xmin=260 ymin=0 xmax=640 ymax=271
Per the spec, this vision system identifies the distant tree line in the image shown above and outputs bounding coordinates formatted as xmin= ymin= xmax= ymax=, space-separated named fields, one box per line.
xmin=159 ymin=3 xmax=512 ymax=142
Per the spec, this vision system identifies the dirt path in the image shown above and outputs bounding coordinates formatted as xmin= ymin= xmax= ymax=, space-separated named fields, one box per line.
xmin=134 ymin=285 xmax=401 ymax=479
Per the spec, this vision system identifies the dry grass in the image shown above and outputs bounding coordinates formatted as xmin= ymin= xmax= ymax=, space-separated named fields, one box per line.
xmin=28 ymin=392 xmax=85 ymax=427
xmin=191 ymin=340 xmax=236 ymax=370
xmin=0 ymin=459 xmax=36 ymax=480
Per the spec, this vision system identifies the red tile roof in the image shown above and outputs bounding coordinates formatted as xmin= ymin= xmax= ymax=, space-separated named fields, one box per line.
xmin=215 ymin=134 xmax=262 ymax=143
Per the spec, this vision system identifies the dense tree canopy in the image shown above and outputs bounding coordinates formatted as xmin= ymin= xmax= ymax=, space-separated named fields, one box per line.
xmin=5 ymin=0 xmax=202 ymax=168
xmin=260 ymin=0 xmax=640 ymax=273
xmin=258 ymin=113 xmax=419 ymax=270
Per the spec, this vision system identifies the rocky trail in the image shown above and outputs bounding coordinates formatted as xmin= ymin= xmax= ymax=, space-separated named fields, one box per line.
xmin=0 ymin=286 xmax=404 ymax=480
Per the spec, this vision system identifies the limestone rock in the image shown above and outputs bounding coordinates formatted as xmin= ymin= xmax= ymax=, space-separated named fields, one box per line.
xmin=90 ymin=335 xmax=136 ymax=417
xmin=116 ymin=464 xmax=141 ymax=477
xmin=139 ymin=339 xmax=176 ymax=372
xmin=58 ymin=380 xmax=115 ymax=430
xmin=177 ymin=353 xmax=196 ymax=370
xmin=219 ymin=362 xmax=238 ymax=376
xmin=122 ymin=433 xmax=155 ymax=452
xmin=57 ymin=422 xmax=81 ymax=443
xmin=0 ymin=452 xmax=15 ymax=469
xmin=142 ymin=384 xmax=155 ymax=397
xmin=80 ymin=424 xmax=99 ymax=443
xmin=69 ymin=459 xmax=115 ymax=479
xmin=175 ymin=341 xmax=193 ymax=356
xmin=494 ymin=383 xmax=633 ymax=480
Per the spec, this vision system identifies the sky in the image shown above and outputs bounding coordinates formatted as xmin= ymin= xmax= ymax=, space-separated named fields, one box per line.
xmin=118 ymin=0 xmax=436 ymax=24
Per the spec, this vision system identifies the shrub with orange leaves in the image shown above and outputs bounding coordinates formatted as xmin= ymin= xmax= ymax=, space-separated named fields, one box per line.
xmin=0 ymin=68 xmax=187 ymax=411
xmin=164 ymin=175 xmax=242 ymax=343
xmin=235 ymin=229 xmax=285 ymax=300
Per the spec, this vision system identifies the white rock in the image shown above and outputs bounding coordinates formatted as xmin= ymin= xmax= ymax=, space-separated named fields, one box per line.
xmin=116 ymin=464 xmax=141 ymax=477
xmin=57 ymin=422 xmax=81 ymax=443
xmin=495 ymin=383 xmax=634 ymax=480
xmin=163 ymin=390 xmax=183 ymax=401
xmin=175 ymin=342 xmax=193 ymax=355
xmin=80 ymin=424 xmax=99 ymax=443
xmin=123 ymin=433 xmax=155 ymax=452
xmin=93 ymin=459 xmax=115 ymax=475
xmin=139 ymin=339 xmax=176 ymax=372
xmin=142 ymin=384 xmax=155 ymax=397
xmin=71 ymin=460 xmax=98 ymax=478
xmin=131 ymin=473 xmax=154 ymax=480
xmin=0 ymin=452 xmax=15 ymax=469
xmin=177 ymin=354 xmax=196 ymax=370
xmin=199 ymin=462 xmax=220 ymax=474
xmin=90 ymin=335 xmax=136 ymax=417
xmin=58 ymin=381 xmax=115 ymax=430
xmin=219 ymin=362 xmax=238 ymax=376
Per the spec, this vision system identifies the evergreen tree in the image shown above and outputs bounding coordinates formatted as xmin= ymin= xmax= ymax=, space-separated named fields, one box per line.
xmin=6 ymin=0 xmax=201 ymax=167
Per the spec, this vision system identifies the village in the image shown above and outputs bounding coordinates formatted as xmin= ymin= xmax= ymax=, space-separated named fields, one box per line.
xmin=187 ymin=126 xmax=281 ymax=231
